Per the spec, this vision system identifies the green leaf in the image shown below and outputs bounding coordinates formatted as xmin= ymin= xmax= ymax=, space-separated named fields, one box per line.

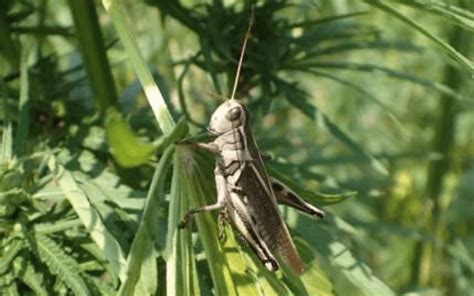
xmin=47 ymin=155 xmax=127 ymax=282
xmin=0 ymin=239 xmax=25 ymax=274
xmin=288 ymin=62 xmax=470 ymax=103
xmin=363 ymin=0 xmax=474 ymax=74
xmin=164 ymin=146 xmax=201 ymax=296
xmin=390 ymin=0 xmax=474 ymax=32
xmin=303 ymin=69 xmax=405 ymax=132
xmin=0 ymin=80 xmax=12 ymax=164
xmin=30 ymin=233 xmax=90 ymax=296
xmin=177 ymin=149 xmax=304 ymax=295
xmin=13 ymin=45 xmax=32 ymax=158
xmin=101 ymin=0 xmax=175 ymax=133
xmin=118 ymin=146 xmax=174 ymax=296
xmin=68 ymin=0 xmax=118 ymax=110
xmin=154 ymin=117 xmax=189 ymax=154
xmin=296 ymin=239 xmax=335 ymax=296
xmin=267 ymin=164 xmax=356 ymax=206
xmin=291 ymin=213 xmax=395 ymax=296
xmin=12 ymin=257 xmax=49 ymax=296
xmin=169 ymin=147 xmax=239 ymax=296
xmin=0 ymin=271 xmax=19 ymax=296
xmin=275 ymin=78 xmax=389 ymax=175
xmin=291 ymin=11 xmax=369 ymax=28
xmin=105 ymin=107 xmax=156 ymax=168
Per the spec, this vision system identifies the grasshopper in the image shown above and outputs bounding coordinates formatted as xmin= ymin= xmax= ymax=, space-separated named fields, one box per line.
xmin=178 ymin=12 xmax=325 ymax=275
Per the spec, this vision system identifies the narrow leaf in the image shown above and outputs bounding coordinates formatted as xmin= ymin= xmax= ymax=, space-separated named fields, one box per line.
xmin=118 ymin=146 xmax=174 ymax=296
xmin=275 ymin=78 xmax=389 ymax=175
xmin=391 ymin=0 xmax=474 ymax=32
xmin=13 ymin=45 xmax=32 ymax=157
xmin=364 ymin=0 xmax=474 ymax=74
xmin=165 ymin=147 xmax=201 ymax=296
xmin=292 ymin=213 xmax=395 ymax=296
xmin=267 ymin=165 xmax=356 ymax=206
xmin=179 ymin=148 xmax=239 ymax=296
xmin=101 ymin=0 xmax=175 ymax=133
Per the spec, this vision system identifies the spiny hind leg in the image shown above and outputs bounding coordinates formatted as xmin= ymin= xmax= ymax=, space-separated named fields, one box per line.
xmin=271 ymin=177 xmax=325 ymax=219
xmin=229 ymin=208 xmax=279 ymax=272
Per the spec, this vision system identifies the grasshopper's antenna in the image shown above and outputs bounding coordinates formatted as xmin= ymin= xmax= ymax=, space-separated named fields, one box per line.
xmin=230 ymin=7 xmax=254 ymax=101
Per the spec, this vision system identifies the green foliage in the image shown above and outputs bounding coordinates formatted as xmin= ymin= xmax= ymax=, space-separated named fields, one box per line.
xmin=1 ymin=0 xmax=473 ymax=295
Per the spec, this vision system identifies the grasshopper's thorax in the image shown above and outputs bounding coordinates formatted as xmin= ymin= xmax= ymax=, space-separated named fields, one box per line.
xmin=208 ymin=99 xmax=253 ymax=163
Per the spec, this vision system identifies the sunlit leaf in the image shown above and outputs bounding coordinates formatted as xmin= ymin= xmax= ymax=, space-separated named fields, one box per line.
xmin=105 ymin=107 xmax=156 ymax=168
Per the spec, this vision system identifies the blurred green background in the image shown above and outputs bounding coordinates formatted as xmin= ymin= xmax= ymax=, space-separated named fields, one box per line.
xmin=0 ymin=0 xmax=473 ymax=295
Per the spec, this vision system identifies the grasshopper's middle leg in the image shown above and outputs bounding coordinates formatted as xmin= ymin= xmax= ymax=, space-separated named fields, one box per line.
xmin=178 ymin=166 xmax=228 ymax=229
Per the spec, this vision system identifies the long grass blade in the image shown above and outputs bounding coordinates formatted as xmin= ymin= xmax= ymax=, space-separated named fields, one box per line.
xmin=118 ymin=146 xmax=174 ymax=296
xmin=391 ymin=0 xmax=474 ymax=32
xmin=275 ymin=78 xmax=389 ymax=175
xmin=290 ymin=61 xmax=471 ymax=103
xmin=364 ymin=0 xmax=474 ymax=74
xmin=13 ymin=45 xmax=32 ymax=157
xmin=102 ymin=0 xmax=175 ymax=133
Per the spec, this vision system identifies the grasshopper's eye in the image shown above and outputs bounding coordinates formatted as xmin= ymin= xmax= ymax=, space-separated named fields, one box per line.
xmin=227 ymin=107 xmax=242 ymax=121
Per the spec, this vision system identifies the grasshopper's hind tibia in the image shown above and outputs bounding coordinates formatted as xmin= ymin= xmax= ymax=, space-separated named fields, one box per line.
xmin=178 ymin=166 xmax=227 ymax=229
xmin=271 ymin=178 xmax=325 ymax=219
xmin=229 ymin=206 xmax=279 ymax=272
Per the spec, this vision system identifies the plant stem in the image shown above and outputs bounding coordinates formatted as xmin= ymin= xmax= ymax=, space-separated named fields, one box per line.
xmin=0 ymin=6 xmax=20 ymax=71
xmin=68 ymin=0 xmax=118 ymax=112
xmin=101 ymin=0 xmax=176 ymax=133
xmin=413 ymin=0 xmax=472 ymax=286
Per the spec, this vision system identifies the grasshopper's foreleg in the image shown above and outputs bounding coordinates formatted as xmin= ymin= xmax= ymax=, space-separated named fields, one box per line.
xmin=179 ymin=140 xmax=220 ymax=154
xmin=178 ymin=166 xmax=228 ymax=229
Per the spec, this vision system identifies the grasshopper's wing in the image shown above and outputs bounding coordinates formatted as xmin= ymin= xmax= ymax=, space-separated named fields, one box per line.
xmin=237 ymin=160 xmax=304 ymax=275
xmin=271 ymin=178 xmax=325 ymax=219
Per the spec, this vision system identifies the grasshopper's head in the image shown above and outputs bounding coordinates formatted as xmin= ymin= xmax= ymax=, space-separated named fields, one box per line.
xmin=208 ymin=99 xmax=247 ymax=135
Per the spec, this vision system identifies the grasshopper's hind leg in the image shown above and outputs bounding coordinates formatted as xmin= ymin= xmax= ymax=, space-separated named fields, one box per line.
xmin=229 ymin=207 xmax=279 ymax=272
xmin=271 ymin=178 xmax=325 ymax=219
xmin=178 ymin=166 xmax=228 ymax=229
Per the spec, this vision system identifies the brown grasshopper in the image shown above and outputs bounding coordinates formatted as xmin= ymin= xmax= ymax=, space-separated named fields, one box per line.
xmin=178 ymin=12 xmax=325 ymax=275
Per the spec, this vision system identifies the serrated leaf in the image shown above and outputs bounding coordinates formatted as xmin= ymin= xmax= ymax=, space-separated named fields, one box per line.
xmin=0 ymin=271 xmax=19 ymax=296
xmin=30 ymin=233 xmax=89 ymax=296
xmin=0 ymin=239 xmax=25 ymax=274
xmin=13 ymin=257 xmax=49 ymax=296
xmin=48 ymin=155 xmax=127 ymax=282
